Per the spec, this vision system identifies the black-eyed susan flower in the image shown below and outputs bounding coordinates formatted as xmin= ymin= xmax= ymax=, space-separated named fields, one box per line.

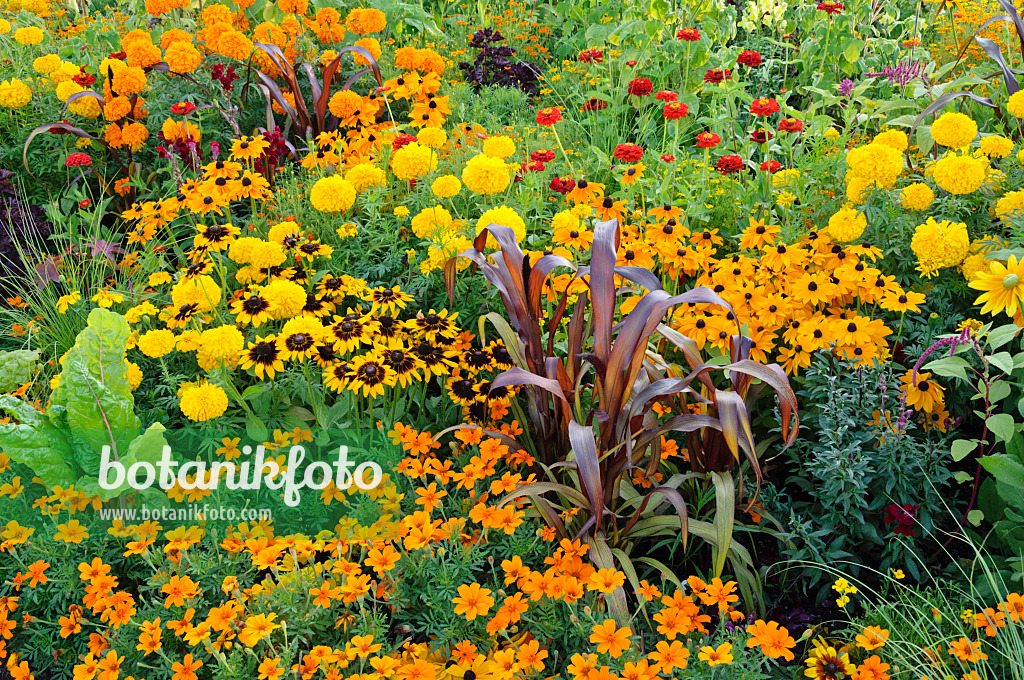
xmin=239 ymin=336 xmax=284 ymax=379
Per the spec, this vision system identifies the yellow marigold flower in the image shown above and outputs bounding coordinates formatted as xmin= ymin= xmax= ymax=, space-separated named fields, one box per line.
xmin=845 ymin=142 xmax=903 ymax=189
xmin=411 ymin=205 xmax=454 ymax=239
xmin=390 ymin=142 xmax=436 ymax=181
xmin=772 ymin=168 xmax=800 ymax=189
xmin=170 ymin=274 xmax=221 ymax=312
xmin=197 ymin=325 xmax=245 ymax=370
xmin=911 ymin=217 xmax=970 ymax=277
xmin=179 ymin=382 xmax=229 ymax=421
xmin=930 ymin=111 xmax=977 ymax=149
xmin=344 ymin=163 xmax=386 ymax=193
xmin=462 ymin=153 xmax=510 ymax=194
xmin=980 ymin=135 xmax=1015 ymax=158
xmin=216 ymin=29 xmax=253 ymax=60
xmin=873 ymin=129 xmax=908 ymax=152
xmin=127 ymin=362 xmax=143 ymax=390
xmin=417 ymin=127 xmax=447 ymax=149
xmin=33 ymin=54 xmax=61 ymax=74
xmin=1010 ymin=90 xmax=1024 ymax=118
xmin=932 ymin=153 xmax=987 ymax=195
xmin=394 ymin=206 xmax=410 ymax=218
xmin=0 ymin=79 xmax=33 ymax=109
xmin=826 ymin=206 xmax=867 ymax=242
xmin=328 ymin=90 xmax=362 ymax=119
xmin=262 ymin=279 xmax=306 ymax=319
xmin=56 ymin=291 xmax=81 ymax=313
xmin=138 ymin=329 xmax=176 ymax=357
xmin=996 ymin=189 xmax=1024 ymax=220
xmin=899 ymin=182 xmax=934 ymax=211
xmin=477 ymin=205 xmax=526 ymax=242
xmin=14 ymin=26 xmax=44 ymax=45
xmin=0 ymin=19 xmax=10 ymax=33
xmin=482 ymin=135 xmax=516 ymax=159
xmin=310 ymin=175 xmax=356 ymax=212
xmin=431 ymin=175 xmax=461 ymax=198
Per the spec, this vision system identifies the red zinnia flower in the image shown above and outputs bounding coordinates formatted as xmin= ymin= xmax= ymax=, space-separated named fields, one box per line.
xmin=523 ymin=160 xmax=545 ymax=172
xmin=695 ymin=132 xmax=721 ymax=148
xmin=778 ymin=118 xmax=804 ymax=133
xmin=581 ymin=98 xmax=609 ymax=111
xmin=663 ymin=102 xmax=690 ymax=120
xmin=703 ymin=68 xmax=731 ymax=84
xmin=531 ymin=149 xmax=556 ymax=162
xmin=737 ymin=50 xmax=762 ymax=67
xmin=392 ymin=133 xmax=417 ymax=151
xmin=49 ymin=119 xmax=72 ymax=134
xmin=72 ymin=72 xmax=96 ymax=87
xmin=108 ymin=50 xmax=127 ymax=60
xmin=760 ymin=160 xmax=782 ymax=172
xmin=613 ymin=143 xmax=644 ymax=162
xmin=655 ymin=91 xmax=678 ymax=102
xmin=171 ymin=102 xmax=198 ymax=115
xmin=627 ymin=78 xmax=653 ymax=96
xmin=536 ymin=107 xmax=562 ymax=126
xmin=65 ymin=153 xmax=93 ymax=167
xmin=716 ymin=155 xmax=744 ymax=174
xmin=817 ymin=0 xmax=843 ymax=14
xmin=549 ymin=177 xmax=576 ymax=194
xmin=626 ymin=60 xmax=637 ymax=66
xmin=750 ymin=98 xmax=780 ymax=116
xmin=676 ymin=27 xmax=700 ymax=41
xmin=660 ymin=154 xmax=675 ymax=162
xmin=578 ymin=48 xmax=604 ymax=63
xmin=79 ymin=199 xmax=92 ymax=208
xmin=750 ymin=128 xmax=773 ymax=144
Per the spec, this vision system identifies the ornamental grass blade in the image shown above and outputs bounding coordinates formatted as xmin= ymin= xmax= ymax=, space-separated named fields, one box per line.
xmin=568 ymin=420 xmax=605 ymax=531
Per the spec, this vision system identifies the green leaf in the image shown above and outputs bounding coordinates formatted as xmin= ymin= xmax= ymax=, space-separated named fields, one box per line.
xmin=0 ymin=350 xmax=41 ymax=393
xmin=981 ymin=454 xmax=1024 ymax=494
xmin=987 ymin=324 xmax=1023 ymax=349
xmin=990 ymin=352 xmax=1016 ymax=376
xmin=989 ymin=380 xmax=1012 ymax=404
xmin=0 ymin=395 xmax=76 ymax=488
xmin=50 ymin=308 xmax=140 ymax=475
xmin=842 ymin=39 xmax=861 ymax=63
xmin=924 ymin=356 xmax=970 ymax=381
xmin=951 ymin=438 xmax=978 ymax=462
xmin=246 ymin=413 xmax=268 ymax=442
xmin=967 ymin=509 xmax=985 ymax=527
xmin=988 ymin=413 xmax=1017 ymax=443
xmin=710 ymin=471 xmax=735 ymax=579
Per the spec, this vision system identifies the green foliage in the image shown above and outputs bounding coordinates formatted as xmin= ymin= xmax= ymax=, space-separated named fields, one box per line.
xmin=0 ymin=349 xmax=40 ymax=392
xmin=771 ymin=355 xmax=955 ymax=592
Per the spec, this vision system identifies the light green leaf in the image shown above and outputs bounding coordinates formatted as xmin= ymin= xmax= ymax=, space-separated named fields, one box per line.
xmin=50 ymin=308 xmax=140 ymax=476
xmin=0 ymin=395 xmax=76 ymax=488
xmin=951 ymin=438 xmax=978 ymax=462
xmin=987 ymin=324 xmax=1023 ymax=350
xmin=989 ymin=380 xmax=1012 ymax=404
xmin=967 ymin=509 xmax=985 ymax=526
xmin=923 ymin=356 xmax=970 ymax=381
xmin=988 ymin=413 xmax=1017 ymax=443
xmin=989 ymin=352 xmax=1015 ymax=376
xmin=0 ymin=350 xmax=41 ymax=393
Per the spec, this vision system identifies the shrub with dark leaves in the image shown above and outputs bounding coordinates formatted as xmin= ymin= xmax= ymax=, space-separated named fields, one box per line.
xmin=0 ymin=170 xmax=52 ymax=295
xmin=458 ymin=28 xmax=541 ymax=96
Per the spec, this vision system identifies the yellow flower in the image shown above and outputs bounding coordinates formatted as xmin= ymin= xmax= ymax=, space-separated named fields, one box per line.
xmin=912 ymin=217 xmax=970 ymax=277
xmin=344 ymin=164 xmax=386 ymax=193
xmin=930 ymin=111 xmax=978 ymax=149
xmin=0 ymin=79 xmax=33 ymax=109
xmin=462 ymin=154 xmax=511 ymax=194
xmin=14 ymin=26 xmax=44 ymax=45
xmin=845 ymin=143 xmax=903 ymax=189
xmin=417 ymin=127 xmax=447 ymax=149
xmin=92 ymin=290 xmax=124 ymax=308
xmin=826 ymin=206 xmax=867 ymax=242
xmin=874 ymin=129 xmax=908 ymax=152
xmin=178 ymin=382 xmax=229 ymax=421
xmin=310 ymin=175 xmax=356 ymax=213
xmin=1010 ymin=90 xmax=1024 ymax=118
xmin=138 ymin=329 xmax=176 ymax=357
xmin=980 ymin=135 xmax=1015 ymax=158
xmin=931 ymin=153 xmax=987 ymax=195
xmin=56 ymin=291 xmax=81 ymax=314
xmin=170 ymin=275 xmax=221 ymax=313
xmin=969 ymin=255 xmax=1024 ymax=317
xmin=54 ymin=519 xmax=88 ymax=543
xmin=482 ymin=135 xmax=516 ymax=159
xmin=899 ymin=182 xmax=934 ymax=211
xmin=431 ymin=175 xmax=461 ymax=198
xmin=394 ymin=206 xmax=410 ymax=218
xmin=477 ymin=205 xmax=526 ymax=243
xmin=390 ymin=142 xmax=436 ymax=181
